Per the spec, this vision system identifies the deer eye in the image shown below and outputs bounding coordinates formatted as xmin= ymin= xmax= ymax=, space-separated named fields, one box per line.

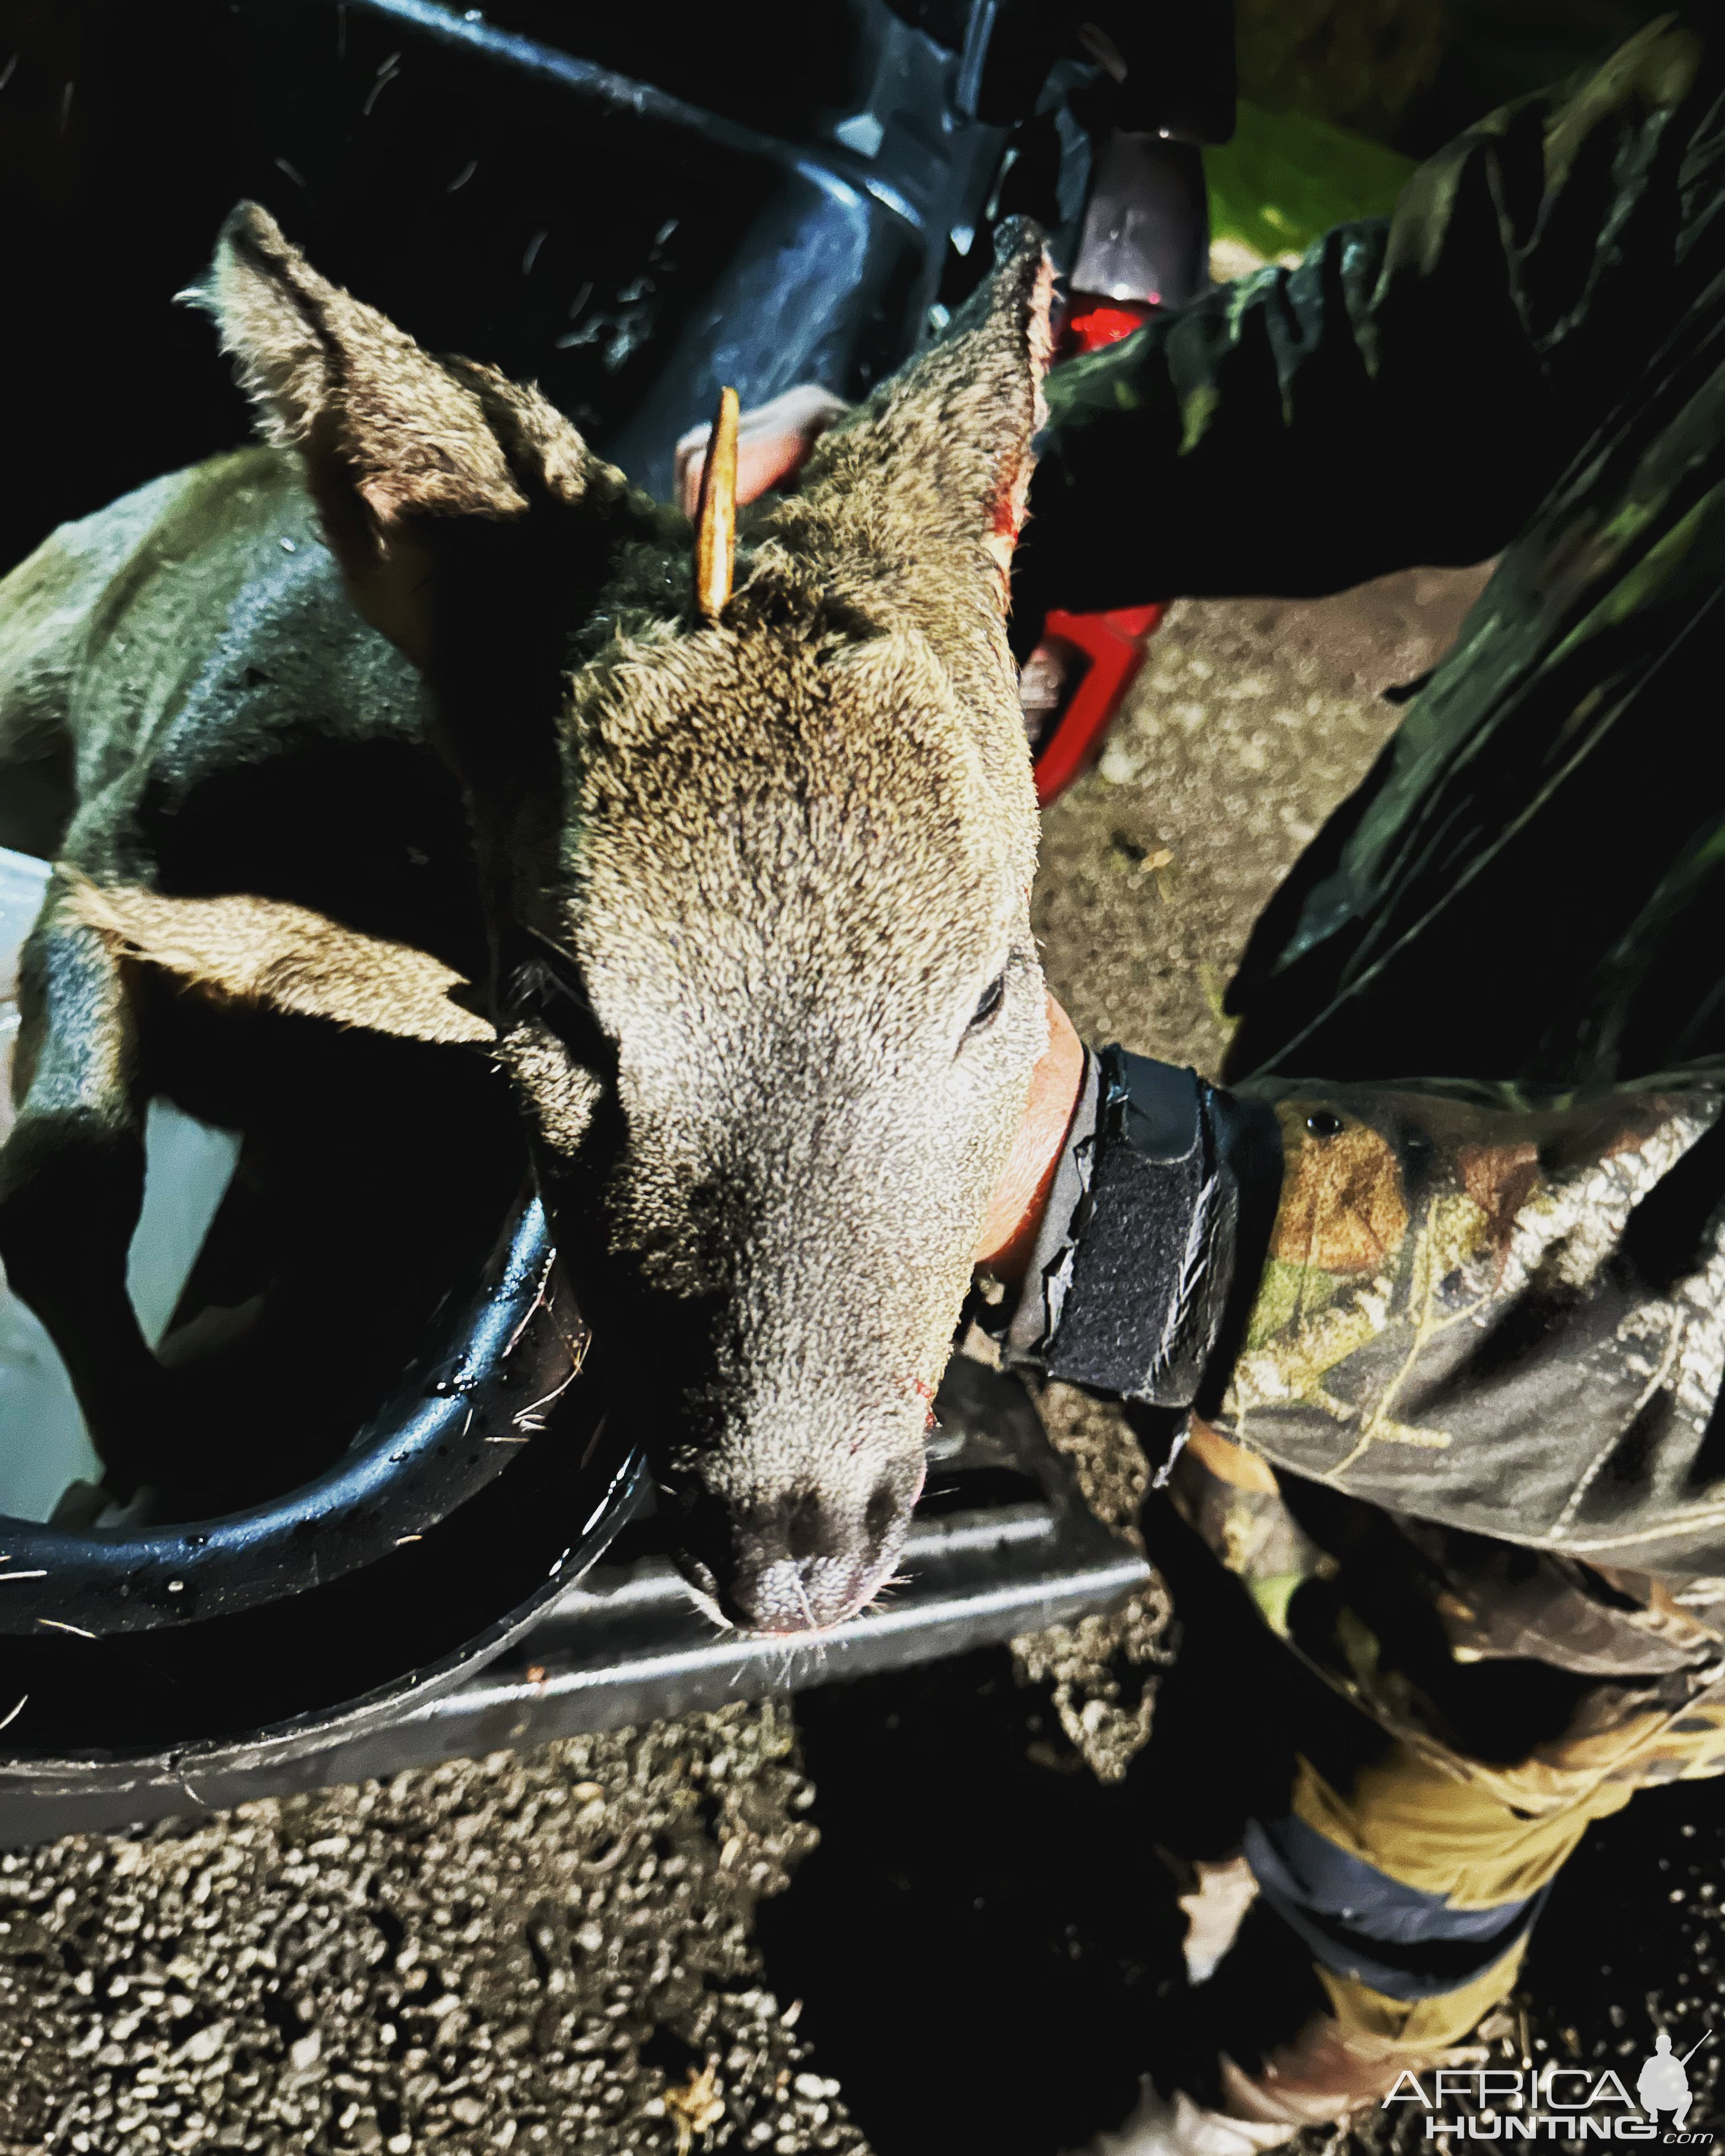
xmin=966 ymin=968 xmax=1009 ymax=1037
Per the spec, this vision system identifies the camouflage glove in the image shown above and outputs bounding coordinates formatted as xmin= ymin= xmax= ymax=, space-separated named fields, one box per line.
xmin=1001 ymin=1047 xmax=1279 ymax=1408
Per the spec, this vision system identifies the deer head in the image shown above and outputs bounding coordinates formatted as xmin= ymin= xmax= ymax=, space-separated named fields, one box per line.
xmin=149 ymin=204 xmax=1054 ymax=1632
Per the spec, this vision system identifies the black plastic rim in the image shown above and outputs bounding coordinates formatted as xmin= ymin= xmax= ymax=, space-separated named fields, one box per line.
xmin=0 ymin=1195 xmax=589 ymax=1636
xmin=0 ymin=1205 xmax=650 ymax=1762
xmin=0 ymin=1414 xmax=649 ymax=1770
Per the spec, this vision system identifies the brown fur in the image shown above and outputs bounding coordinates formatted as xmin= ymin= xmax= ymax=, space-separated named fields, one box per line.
xmin=0 ymin=203 xmax=1052 ymax=1632
xmin=63 ymin=873 xmax=495 ymax=1046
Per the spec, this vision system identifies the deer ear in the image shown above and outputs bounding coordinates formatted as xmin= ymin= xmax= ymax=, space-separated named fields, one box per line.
xmin=775 ymin=219 xmax=1053 ymax=621
xmin=188 ymin=203 xmax=640 ymax=668
xmin=66 ymin=876 xmax=496 ymax=1047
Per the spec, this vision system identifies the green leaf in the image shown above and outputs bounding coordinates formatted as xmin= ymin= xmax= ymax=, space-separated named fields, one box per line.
xmin=1205 ymin=100 xmax=1418 ymax=265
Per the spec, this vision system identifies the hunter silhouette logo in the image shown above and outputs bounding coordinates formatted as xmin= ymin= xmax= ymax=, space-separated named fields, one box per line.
xmin=1639 ymin=2034 xmax=1710 ymax=2133
xmin=1385 ymin=2027 xmax=1714 ymax=2141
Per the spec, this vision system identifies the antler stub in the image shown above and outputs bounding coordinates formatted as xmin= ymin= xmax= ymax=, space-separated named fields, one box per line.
xmin=694 ymin=385 xmax=739 ymax=621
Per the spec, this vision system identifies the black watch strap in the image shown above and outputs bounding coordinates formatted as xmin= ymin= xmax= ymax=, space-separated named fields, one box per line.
xmin=1005 ymin=1046 xmax=1266 ymax=1409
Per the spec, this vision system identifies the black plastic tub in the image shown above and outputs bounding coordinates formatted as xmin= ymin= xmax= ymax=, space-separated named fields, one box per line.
xmin=0 ymin=0 xmax=1170 ymax=1828
xmin=0 ymin=0 xmax=973 ymax=1784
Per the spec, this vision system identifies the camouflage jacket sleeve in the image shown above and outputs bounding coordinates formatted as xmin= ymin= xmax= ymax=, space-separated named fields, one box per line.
xmin=1015 ymin=15 xmax=1718 ymax=612
xmin=1207 ymin=1073 xmax=1725 ymax=1581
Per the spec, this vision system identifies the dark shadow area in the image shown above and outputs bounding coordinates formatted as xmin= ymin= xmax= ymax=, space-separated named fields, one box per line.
xmin=782 ymin=1490 xmax=1725 ymax=2149
xmin=0 ymin=727 xmax=73 ymax=858
xmin=130 ymin=999 xmax=526 ymax=1521
xmin=0 ymin=0 xmax=934 ymax=575
xmin=0 ymin=996 xmax=644 ymax=1756
xmin=764 ymin=1497 xmax=1342 ymax=2153
xmin=760 ymin=1642 xmax=1183 ymax=2155
xmin=1398 ymin=0 xmax=1683 ymax=157
xmin=772 ymin=1493 xmax=1725 ymax=2151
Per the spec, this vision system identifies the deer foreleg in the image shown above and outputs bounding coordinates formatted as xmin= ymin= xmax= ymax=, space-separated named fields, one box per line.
xmin=0 ymin=878 xmax=165 ymax=1494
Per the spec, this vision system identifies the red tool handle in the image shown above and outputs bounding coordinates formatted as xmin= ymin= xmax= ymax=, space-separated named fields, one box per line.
xmin=1032 ymin=603 xmax=1166 ymax=806
xmin=1029 ymin=295 xmax=1166 ymax=808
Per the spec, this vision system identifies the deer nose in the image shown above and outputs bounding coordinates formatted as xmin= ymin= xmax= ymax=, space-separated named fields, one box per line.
xmin=727 ymin=1486 xmax=872 ymax=1633
xmin=684 ymin=1476 xmax=917 ymax=1635
xmin=727 ymin=1551 xmax=875 ymax=1635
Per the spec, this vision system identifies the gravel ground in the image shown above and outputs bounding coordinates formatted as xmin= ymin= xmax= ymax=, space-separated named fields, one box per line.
xmin=0 ymin=1709 xmax=854 ymax=2156
xmin=14 ymin=558 xmax=1716 ymax=2156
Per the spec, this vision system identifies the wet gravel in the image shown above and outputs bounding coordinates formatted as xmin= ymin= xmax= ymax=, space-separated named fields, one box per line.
xmin=10 ymin=557 xmax=1716 ymax=2156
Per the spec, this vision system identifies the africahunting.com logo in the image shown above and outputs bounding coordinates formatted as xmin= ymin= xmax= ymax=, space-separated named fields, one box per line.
xmin=1385 ymin=2031 xmax=1714 ymax=2143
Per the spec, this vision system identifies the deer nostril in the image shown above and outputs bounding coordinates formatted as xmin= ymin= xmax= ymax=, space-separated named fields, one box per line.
xmin=864 ymin=1482 xmax=900 ymax=1545
xmin=785 ymin=1490 xmax=825 ymax=1561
